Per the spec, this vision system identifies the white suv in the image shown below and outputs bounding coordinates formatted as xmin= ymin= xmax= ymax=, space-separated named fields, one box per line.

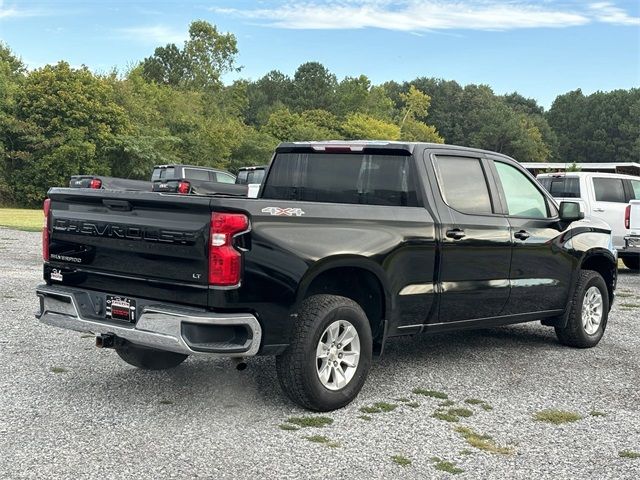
xmin=537 ymin=172 xmax=640 ymax=270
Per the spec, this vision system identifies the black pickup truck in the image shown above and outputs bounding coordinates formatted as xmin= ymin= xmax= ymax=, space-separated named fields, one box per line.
xmin=37 ymin=141 xmax=617 ymax=411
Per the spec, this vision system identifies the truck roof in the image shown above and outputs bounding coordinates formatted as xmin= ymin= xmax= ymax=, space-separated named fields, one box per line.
xmin=537 ymin=171 xmax=640 ymax=180
xmin=275 ymin=140 xmax=513 ymax=159
xmin=153 ymin=164 xmax=227 ymax=172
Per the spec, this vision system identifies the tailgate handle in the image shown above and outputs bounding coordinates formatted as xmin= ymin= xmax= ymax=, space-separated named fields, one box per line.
xmin=102 ymin=199 xmax=132 ymax=211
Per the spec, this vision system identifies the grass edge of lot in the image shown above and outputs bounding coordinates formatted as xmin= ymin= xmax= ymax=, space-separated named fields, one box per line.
xmin=0 ymin=208 xmax=42 ymax=232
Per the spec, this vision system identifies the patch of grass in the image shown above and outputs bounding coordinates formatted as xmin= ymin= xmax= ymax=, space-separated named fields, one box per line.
xmin=358 ymin=415 xmax=372 ymax=421
xmin=395 ymin=397 xmax=410 ymax=403
xmin=158 ymin=399 xmax=173 ymax=405
xmin=434 ymin=460 xmax=464 ymax=475
xmin=448 ymin=407 xmax=473 ymax=418
xmin=619 ymin=303 xmax=640 ymax=308
xmin=590 ymin=410 xmax=606 ymax=417
xmin=406 ymin=401 xmax=420 ymax=408
xmin=534 ymin=409 xmax=582 ymax=424
xmin=391 ymin=455 xmax=412 ymax=467
xmin=285 ymin=416 xmax=333 ymax=428
xmin=429 ymin=456 xmax=442 ymax=462
xmin=0 ymin=208 xmax=43 ymax=232
xmin=459 ymin=449 xmax=474 ymax=456
xmin=50 ymin=366 xmax=67 ymax=374
xmin=455 ymin=426 xmax=513 ymax=455
xmin=279 ymin=424 xmax=299 ymax=431
xmin=305 ymin=435 xmax=339 ymax=448
xmin=359 ymin=402 xmax=397 ymax=414
xmin=432 ymin=410 xmax=460 ymax=422
xmin=439 ymin=399 xmax=455 ymax=407
xmin=481 ymin=403 xmax=494 ymax=411
xmin=619 ymin=450 xmax=640 ymax=459
xmin=464 ymin=398 xmax=485 ymax=405
xmin=616 ymin=292 xmax=634 ymax=298
xmin=413 ymin=388 xmax=448 ymax=399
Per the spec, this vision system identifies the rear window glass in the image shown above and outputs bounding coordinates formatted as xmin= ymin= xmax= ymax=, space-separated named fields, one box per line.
xmin=262 ymin=153 xmax=418 ymax=206
xmin=631 ymin=180 xmax=640 ymax=200
xmin=538 ymin=176 xmax=581 ymax=198
xmin=593 ymin=177 xmax=625 ymax=203
xmin=152 ymin=167 xmax=175 ymax=181
xmin=215 ymin=172 xmax=236 ymax=184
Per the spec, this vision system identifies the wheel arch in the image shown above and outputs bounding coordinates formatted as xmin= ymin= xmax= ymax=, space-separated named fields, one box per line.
xmin=294 ymin=256 xmax=392 ymax=343
xmin=580 ymin=249 xmax=617 ymax=306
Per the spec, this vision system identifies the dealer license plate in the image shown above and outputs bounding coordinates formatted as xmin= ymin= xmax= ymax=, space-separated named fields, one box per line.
xmin=106 ymin=295 xmax=137 ymax=323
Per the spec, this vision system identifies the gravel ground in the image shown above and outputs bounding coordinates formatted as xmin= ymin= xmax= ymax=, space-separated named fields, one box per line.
xmin=1 ymin=227 xmax=639 ymax=479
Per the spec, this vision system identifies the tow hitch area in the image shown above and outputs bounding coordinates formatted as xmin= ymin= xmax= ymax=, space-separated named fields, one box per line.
xmin=96 ymin=333 xmax=116 ymax=349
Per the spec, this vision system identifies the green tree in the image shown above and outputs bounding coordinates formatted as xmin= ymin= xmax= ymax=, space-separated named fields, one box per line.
xmin=141 ymin=20 xmax=238 ymax=90
xmin=263 ymin=108 xmax=338 ymax=141
xmin=341 ymin=113 xmax=400 ymax=140
xmin=292 ymin=62 xmax=337 ymax=112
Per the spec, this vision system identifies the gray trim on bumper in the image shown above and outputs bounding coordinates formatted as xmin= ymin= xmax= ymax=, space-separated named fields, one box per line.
xmin=35 ymin=285 xmax=262 ymax=357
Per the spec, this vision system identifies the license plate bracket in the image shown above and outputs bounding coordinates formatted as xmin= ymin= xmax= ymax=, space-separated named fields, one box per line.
xmin=106 ymin=295 xmax=137 ymax=323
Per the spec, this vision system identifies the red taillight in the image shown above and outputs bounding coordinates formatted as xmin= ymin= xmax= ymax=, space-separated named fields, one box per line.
xmin=209 ymin=212 xmax=249 ymax=286
xmin=89 ymin=178 xmax=102 ymax=189
xmin=177 ymin=181 xmax=190 ymax=194
xmin=625 ymin=205 xmax=631 ymax=229
xmin=42 ymin=198 xmax=51 ymax=261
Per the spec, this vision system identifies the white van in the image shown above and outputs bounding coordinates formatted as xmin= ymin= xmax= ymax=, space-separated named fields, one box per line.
xmin=537 ymin=172 xmax=640 ymax=270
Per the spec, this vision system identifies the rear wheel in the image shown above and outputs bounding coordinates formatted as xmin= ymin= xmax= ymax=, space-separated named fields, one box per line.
xmin=115 ymin=341 xmax=188 ymax=370
xmin=621 ymin=256 xmax=639 ymax=271
xmin=555 ymin=270 xmax=609 ymax=348
xmin=276 ymin=294 xmax=372 ymax=411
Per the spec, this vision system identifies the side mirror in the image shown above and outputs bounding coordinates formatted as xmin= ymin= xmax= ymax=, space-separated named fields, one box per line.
xmin=559 ymin=201 xmax=584 ymax=222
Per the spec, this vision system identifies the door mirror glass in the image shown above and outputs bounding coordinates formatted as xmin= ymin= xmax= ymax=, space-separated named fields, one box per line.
xmin=559 ymin=201 xmax=584 ymax=221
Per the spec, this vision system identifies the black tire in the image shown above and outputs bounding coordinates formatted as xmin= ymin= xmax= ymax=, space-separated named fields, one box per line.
xmin=555 ymin=270 xmax=609 ymax=348
xmin=621 ymin=256 xmax=639 ymax=271
xmin=115 ymin=341 xmax=188 ymax=370
xmin=276 ymin=294 xmax=373 ymax=411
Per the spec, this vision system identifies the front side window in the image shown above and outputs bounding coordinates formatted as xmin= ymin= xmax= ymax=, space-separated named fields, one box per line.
xmin=593 ymin=178 xmax=625 ymax=203
xmin=262 ymin=153 xmax=417 ymax=206
xmin=495 ymin=162 xmax=549 ymax=218
xmin=215 ymin=172 xmax=236 ymax=184
xmin=434 ymin=156 xmax=493 ymax=215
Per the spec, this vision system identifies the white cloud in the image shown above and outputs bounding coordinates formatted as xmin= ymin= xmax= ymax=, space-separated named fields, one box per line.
xmin=117 ymin=25 xmax=187 ymax=46
xmin=589 ymin=2 xmax=640 ymax=26
xmin=0 ymin=0 xmax=45 ymax=20
xmin=211 ymin=0 xmax=639 ymax=31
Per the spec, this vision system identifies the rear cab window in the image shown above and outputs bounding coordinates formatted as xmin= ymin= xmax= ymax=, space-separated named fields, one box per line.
xmin=151 ymin=167 xmax=175 ymax=181
xmin=539 ymin=176 xmax=581 ymax=198
xmin=433 ymin=156 xmax=494 ymax=215
xmin=184 ymin=168 xmax=211 ymax=181
xmin=262 ymin=153 xmax=418 ymax=206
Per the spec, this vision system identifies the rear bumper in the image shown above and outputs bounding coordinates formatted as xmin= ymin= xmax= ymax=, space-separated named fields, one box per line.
xmin=621 ymin=235 xmax=640 ymax=256
xmin=35 ymin=284 xmax=262 ymax=357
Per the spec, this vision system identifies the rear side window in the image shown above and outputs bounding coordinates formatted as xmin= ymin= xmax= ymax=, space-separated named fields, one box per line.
xmin=539 ymin=176 xmax=581 ymax=198
xmin=236 ymin=171 xmax=249 ymax=184
xmin=593 ymin=178 xmax=625 ymax=203
xmin=262 ymin=153 xmax=418 ymax=206
xmin=184 ymin=168 xmax=211 ymax=181
xmin=434 ymin=156 xmax=493 ymax=215
xmin=245 ymin=169 xmax=265 ymax=184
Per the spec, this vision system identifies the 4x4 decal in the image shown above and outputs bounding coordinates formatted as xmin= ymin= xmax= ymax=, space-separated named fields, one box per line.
xmin=261 ymin=207 xmax=305 ymax=217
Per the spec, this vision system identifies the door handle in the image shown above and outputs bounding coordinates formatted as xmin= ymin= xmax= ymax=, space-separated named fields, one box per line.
xmin=514 ymin=230 xmax=530 ymax=240
xmin=446 ymin=228 xmax=466 ymax=240
xmin=593 ymin=208 xmax=605 ymax=212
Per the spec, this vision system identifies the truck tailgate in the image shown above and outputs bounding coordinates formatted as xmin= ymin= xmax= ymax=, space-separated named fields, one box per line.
xmin=46 ymin=188 xmax=213 ymax=306
xmin=630 ymin=200 xmax=640 ymax=235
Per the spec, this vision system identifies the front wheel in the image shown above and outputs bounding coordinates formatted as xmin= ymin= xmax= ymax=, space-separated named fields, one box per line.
xmin=115 ymin=341 xmax=188 ymax=370
xmin=276 ymin=295 xmax=373 ymax=411
xmin=555 ymin=270 xmax=609 ymax=348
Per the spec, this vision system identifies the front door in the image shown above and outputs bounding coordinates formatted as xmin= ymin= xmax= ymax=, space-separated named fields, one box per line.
xmin=489 ymin=159 xmax=572 ymax=315
xmin=427 ymin=153 xmax=512 ymax=323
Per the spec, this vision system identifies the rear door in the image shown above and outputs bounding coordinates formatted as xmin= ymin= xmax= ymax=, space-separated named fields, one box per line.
xmin=426 ymin=151 xmax=512 ymax=322
xmin=590 ymin=176 xmax=628 ymax=249
xmin=489 ymin=159 xmax=571 ymax=315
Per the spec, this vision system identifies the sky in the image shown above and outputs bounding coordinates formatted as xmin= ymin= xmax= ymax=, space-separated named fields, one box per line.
xmin=0 ymin=0 xmax=638 ymax=109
